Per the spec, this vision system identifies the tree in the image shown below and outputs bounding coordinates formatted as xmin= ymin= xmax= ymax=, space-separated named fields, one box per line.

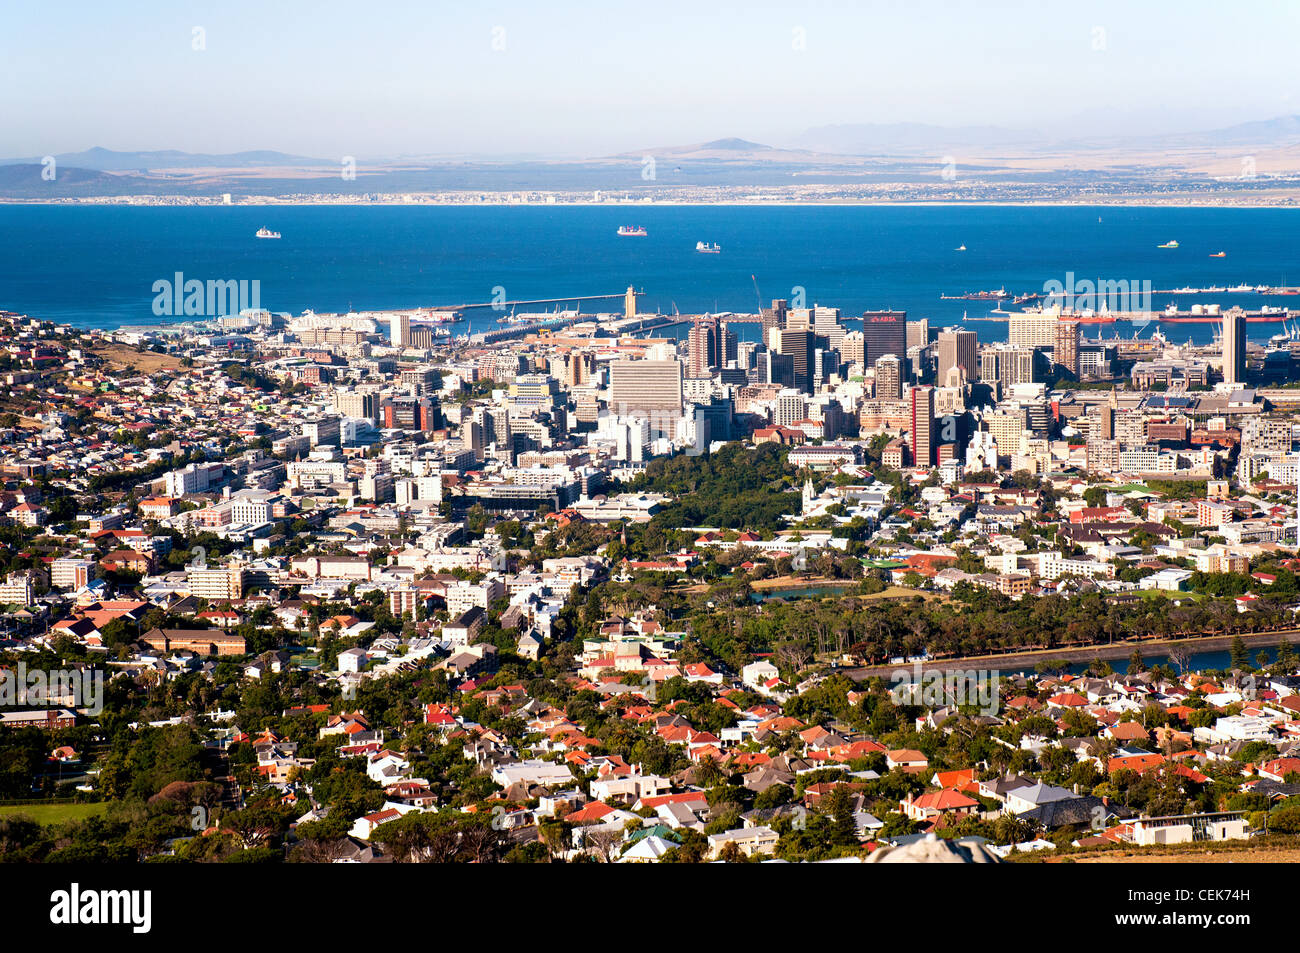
xmin=822 ymin=785 xmax=859 ymax=847
xmin=1230 ymin=635 xmax=1250 ymax=672
xmin=1166 ymin=641 xmax=1192 ymax=676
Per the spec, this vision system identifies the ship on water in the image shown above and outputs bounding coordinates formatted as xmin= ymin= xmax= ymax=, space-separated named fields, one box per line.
xmin=255 ymin=227 xmax=281 ymax=239
xmin=617 ymin=226 xmax=647 ymax=237
xmin=1157 ymin=239 xmax=1179 ymax=248
xmin=940 ymin=288 xmax=1007 ymax=301
xmin=695 ymin=241 xmax=721 ymax=254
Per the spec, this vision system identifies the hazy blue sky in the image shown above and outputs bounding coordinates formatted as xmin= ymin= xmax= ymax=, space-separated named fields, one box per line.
xmin=3 ymin=0 xmax=1298 ymax=157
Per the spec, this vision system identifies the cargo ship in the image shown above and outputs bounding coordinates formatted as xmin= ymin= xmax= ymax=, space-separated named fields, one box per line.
xmin=695 ymin=241 xmax=721 ymax=254
xmin=1158 ymin=305 xmax=1295 ymax=323
xmin=1209 ymin=251 xmax=1226 ymax=258
xmin=940 ymin=288 xmax=1007 ymax=300
xmin=1157 ymin=240 xmax=1179 ymax=249
xmin=617 ymin=226 xmax=647 ymax=236
xmin=255 ymin=227 xmax=281 ymax=239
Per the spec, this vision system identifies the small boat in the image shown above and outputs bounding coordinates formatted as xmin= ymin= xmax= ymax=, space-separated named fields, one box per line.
xmin=1157 ymin=240 xmax=1179 ymax=249
xmin=955 ymin=244 xmax=967 ymax=251
xmin=255 ymin=227 xmax=281 ymax=239
xmin=695 ymin=241 xmax=721 ymax=254
xmin=1209 ymin=251 xmax=1226 ymax=258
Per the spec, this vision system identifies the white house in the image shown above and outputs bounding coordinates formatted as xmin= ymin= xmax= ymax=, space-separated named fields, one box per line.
xmin=742 ymin=660 xmax=780 ymax=690
xmin=338 ymin=647 xmax=368 ymax=674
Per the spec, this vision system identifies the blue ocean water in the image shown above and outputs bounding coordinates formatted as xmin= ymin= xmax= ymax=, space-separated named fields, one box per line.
xmin=2 ymin=204 xmax=1300 ymax=343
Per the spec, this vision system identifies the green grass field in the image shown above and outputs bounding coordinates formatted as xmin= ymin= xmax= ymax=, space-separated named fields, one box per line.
xmin=0 ymin=802 xmax=108 ymax=825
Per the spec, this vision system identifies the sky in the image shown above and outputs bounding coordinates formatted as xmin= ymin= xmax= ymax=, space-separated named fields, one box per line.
xmin=3 ymin=0 xmax=1299 ymax=159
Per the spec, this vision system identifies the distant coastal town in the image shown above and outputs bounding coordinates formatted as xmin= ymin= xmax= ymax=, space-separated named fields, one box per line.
xmin=9 ymin=178 xmax=1300 ymax=208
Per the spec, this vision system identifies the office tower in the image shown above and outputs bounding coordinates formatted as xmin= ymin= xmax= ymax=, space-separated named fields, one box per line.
xmin=609 ymin=359 xmax=684 ymax=415
xmin=786 ymin=308 xmax=813 ymax=331
xmin=383 ymin=396 xmax=437 ymax=431
xmin=721 ymin=321 xmax=738 ymax=365
xmin=689 ymin=317 xmax=722 ymax=377
xmin=1054 ymin=320 xmax=1080 ymax=376
xmin=813 ymin=306 xmax=844 ymax=351
xmin=624 ymin=285 xmax=637 ymax=319
xmin=839 ymin=330 xmax=865 ymax=368
xmin=400 ymin=366 xmax=440 ymax=395
xmin=777 ymin=328 xmax=815 ymax=393
xmin=335 ymin=389 xmax=378 ymax=423
xmin=566 ymin=351 xmax=595 ymax=387
xmin=906 ymin=318 xmax=930 ymax=351
xmin=762 ymin=350 xmax=795 ymax=388
xmin=737 ymin=341 xmax=761 ymax=372
xmin=390 ymin=313 xmax=410 ymax=348
xmin=1099 ymin=403 xmax=1115 ymax=441
xmin=1223 ymin=307 xmax=1247 ymax=386
xmin=861 ymin=311 xmax=907 ymax=365
xmin=909 ymin=385 xmax=936 ymax=467
xmin=937 ymin=328 xmax=978 ymax=384
xmin=775 ymin=391 xmax=807 ymax=427
xmin=814 ymin=348 xmax=839 ymax=386
xmin=978 ymin=348 xmax=999 ymax=385
xmin=986 ymin=408 xmax=1029 ymax=457
xmin=760 ymin=298 xmax=788 ymax=336
xmin=874 ymin=354 xmax=902 ymax=399
xmin=1008 ymin=315 xmax=1057 ymax=349
xmin=509 ymin=374 xmax=558 ymax=410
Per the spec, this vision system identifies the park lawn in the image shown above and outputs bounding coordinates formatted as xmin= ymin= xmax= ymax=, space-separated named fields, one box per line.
xmin=0 ymin=801 xmax=108 ymax=825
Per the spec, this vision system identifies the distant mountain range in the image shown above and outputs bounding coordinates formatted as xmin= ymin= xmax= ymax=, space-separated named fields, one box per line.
xmin=7 ymin=115 xmax=1300 ymax=199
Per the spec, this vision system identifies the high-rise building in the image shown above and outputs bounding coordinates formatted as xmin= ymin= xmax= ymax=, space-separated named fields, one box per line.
xmin=390 ymin=313 xmax=411 ymax=348
xmin=337 ymin=390 xmax=379 ymax=424
xmin=1008 ymin=315 xmax=1058 ymax=349
xmin=813 ymin=306 xmax=844 ymax=351
xmin=874 ymin=354 xmax=902 ymax=400
xmin=906 ymin=318 xmax=930 ymax=351
xmin=786 ymin=308 xmax=813 ymax=331
xmin=909 ymin=385 xmax=936 ymax=467
xmin=624 ymin=285 xmax=637 ymax=319
xmin=777 ymin=328 xmax=815 ymax=393
xmin=383 ymin=396 xmax=438 ymax=431
xmin=861 ymin=311 xmax=907 ymax=365
xmin=775 ymin=391 xmax=807 ymax=427
xmin=566 ymin=351 xmax=595 ymax=387
xmin=838 ymin=330 xmax=865 ymax=369
xmin=609 ymin=359 xmax=684 ymax=415
xmin=761 ymin=350 xmax=795 ymax=388
xmin=760 ymin=298 xmax=788 ymax=336
xmin=1054 ymin=320 xmax=1080 ymax=377
xmin=937 ymin=328 xmax=978 ymax=384
xmin=689 ymin=317 xmax=722 ymax=377
xmin=1098 ymin=403 xmax=1115 ymax=441
xmin=1223 ymin=307 xmax=1247 ymax=386
xmin=813 ymin=348 xmax=839 ymax=387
